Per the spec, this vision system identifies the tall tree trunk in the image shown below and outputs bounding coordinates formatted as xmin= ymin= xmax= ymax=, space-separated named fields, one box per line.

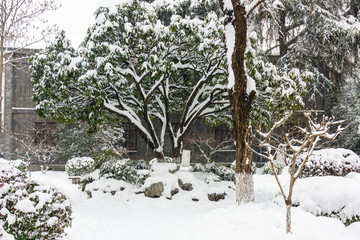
xmin=0 ymin=34 xmax=4 ymax=148
xmin=278 ymin=9 xmax=287 ymax=57
xmin=220 ymin=0 xmax=256 ymax=204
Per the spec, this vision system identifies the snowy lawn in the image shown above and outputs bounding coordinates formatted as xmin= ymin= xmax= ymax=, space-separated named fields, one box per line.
xmin=31 ymin=170 xmax=360 ymax=240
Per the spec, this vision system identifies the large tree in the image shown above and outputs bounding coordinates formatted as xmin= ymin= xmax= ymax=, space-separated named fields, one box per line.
xmin=219 ymin=0 xmax=270 ymax=204
xmin=31 ymin=0 xmax=229 ymax=162
xmin=0 ymin=0 xmax=58 ymax=139
xmin=252 ymin=0 xmax=360 ymax=110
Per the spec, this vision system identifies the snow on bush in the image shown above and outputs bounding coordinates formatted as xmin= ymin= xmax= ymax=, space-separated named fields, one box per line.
xmin=65 ymin=157 xmax=94 ymax=176
xmin=0 ymin=226 xmax=14 ymax=240
xmin=99 ymin=159 xmax=149 ymax=186
xmin=290 ymin=173 xmax=360 ymax=225
xmin=0 ymin=161 xmax=72 ymax=240
xmin=0 ymin=160 xmax=27 ymax=184
xmin=192 ymin=162 xmax=235 ymax=182
xmin=8 ymin=160 xmax=29 ymax=175
xmin=262 ymin=159 xmax=286 ymax=175
xmin=295 ymin=148 xmax=360 ymax=178
xmin=149 ymin=157 xmax=173 ymax=165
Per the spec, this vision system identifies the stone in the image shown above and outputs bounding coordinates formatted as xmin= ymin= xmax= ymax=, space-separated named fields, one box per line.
xmin=144 ymin=182 xmax=164 ymax=198
xmin=171 ymin=188 xmax=179 ymax=196
xmin=111 ymin=191 xmax=116 ymax=196
xmin=208 ymin=192 xmax=226 ymax=202
xmin=120 ymin=187 xmax=125 ymax=191
xmin=178 ymin=179 xmax=193 ymax=191
xmin=192 ymin=198 xmax=199 ymax=202
xmin=85 ymin=190 xmax=92 ymax=198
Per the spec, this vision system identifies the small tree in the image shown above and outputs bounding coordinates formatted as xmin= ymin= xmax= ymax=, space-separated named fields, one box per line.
xmin=0 ymin=0 xmax=58 ymax=138
xmin=249 ymin=111 xmax=347 ymax=233
xmin=3 ymin=124 xmax=57 ymax=178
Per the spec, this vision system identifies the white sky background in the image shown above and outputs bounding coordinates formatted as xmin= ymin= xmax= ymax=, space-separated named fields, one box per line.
xmin=36 ymin=0 xmax=124 ymax=48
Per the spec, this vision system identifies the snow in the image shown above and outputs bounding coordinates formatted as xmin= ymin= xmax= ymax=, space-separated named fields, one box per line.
xmin=14 ymin=199 xmax=36 ymax=213
xmin=224 ymin=23 xmax=236 ymax=89
xmin=24 ymin=166 xmax=360 ymax=240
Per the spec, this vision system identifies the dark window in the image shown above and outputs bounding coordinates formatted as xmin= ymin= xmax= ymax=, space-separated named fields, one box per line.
xmin=215 ymin=125 xmax=234 ymax=146
xmin=123 ymin=123 xmax=137 ymax=151
xmin=35 ymin=122 xmax=57 ymax=147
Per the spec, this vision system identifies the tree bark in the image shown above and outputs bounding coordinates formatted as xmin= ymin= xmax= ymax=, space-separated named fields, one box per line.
xmin=278 ymin=9 xmax=287 ymax=57
xmin=286 ymin=202 xmax=292 ymax=234
xmin=220 ymin=0 xmax=256 ymax=204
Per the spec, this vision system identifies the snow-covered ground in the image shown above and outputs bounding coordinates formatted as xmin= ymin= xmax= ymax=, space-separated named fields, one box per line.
xmin=30 ymin=170 xmax=360 ymax=240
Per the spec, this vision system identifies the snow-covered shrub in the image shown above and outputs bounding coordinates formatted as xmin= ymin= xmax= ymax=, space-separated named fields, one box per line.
xmin=262 ymin=159 xmax=286 ymax=175
xmin=127 ymin=159 xmax=150 ymax=170
xmin=8 ymin=160 xmax=29 ymax=174
xmin=0 ymin=163 xmax=72 ymax=240
xmin=149 ymin=157 xmax=173 ymax=165
xmin=100 ymin=159 xmax=149 ymax=186
xmin=0 ymin=226 xmax=14 ymax=240
xmin=192 ymin=162 xmax=235 ymax=182
xmin=294 ymin=148 xmax=360 ymax=178
xmin=65 ymin=157 xmax=94 ymax=176
xmin=0 ymin=161 xmax=27 ymax=184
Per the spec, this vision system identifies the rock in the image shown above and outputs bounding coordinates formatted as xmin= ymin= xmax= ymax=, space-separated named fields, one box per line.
xmin=171 ymin=188 xmax=179 ymax=197
xmin=85 ymin=190 xmax=92 ymax=198
xmin=178 ymin=179 xmax=193 ymax=191
xmin=192 ymin=198 xmax=199 ymax=202
xmin=144 ymin=182 xmax=164 ymax=198
xmin=208 ymin=192 xmax=226 ymax=202
xmin=111 ymin=191 xmax=116 ymax=196
xmin=120 ymin=187 xmax=125 ymax=191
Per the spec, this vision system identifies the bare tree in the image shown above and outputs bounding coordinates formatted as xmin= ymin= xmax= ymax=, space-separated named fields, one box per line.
xmin=191 ymin=135 xmax=234 ymax=163
xmin=0 ymin=0 xmax=58 ymax=138
xmin=249 ymin=111 xmax=347 ymax=233
xmin=3 ymin=123 xmax=57 ymax=178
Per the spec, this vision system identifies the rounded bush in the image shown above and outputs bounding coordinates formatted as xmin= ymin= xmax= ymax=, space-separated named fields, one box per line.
xmin=100 ymin=159 xmax=149 ymax=186
xmin=8 ymin=160 xmax=29 ymax=175
xmin=294 ymin=148 xmax=360 ymax=178
xmin=192 ymin=162 xmax=235 ymax=182
xmin=65 ymin=157 xmax=94 ymax=176
xmin=262 ymin=159 xmax=286 ymax=175
xmin=0 ymin=162 xmax=72 ymax=240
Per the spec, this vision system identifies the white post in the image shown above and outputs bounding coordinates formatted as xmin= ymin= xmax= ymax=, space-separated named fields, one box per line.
xmin=181 ymin=150 xmax=191 ymax=167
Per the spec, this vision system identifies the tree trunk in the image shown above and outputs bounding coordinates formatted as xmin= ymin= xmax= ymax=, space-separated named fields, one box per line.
xmin=286 ymin=202 xmax=292 ymax=234
xmin=154 ymin=150 xmax=165 ymax=162
xmin=172 ymin=147 xmax=182 ymax=164
xmin=221 ymin=0 xmax=256 ymax=205
xmin=278 ymin=9 xmax=287 ymax=57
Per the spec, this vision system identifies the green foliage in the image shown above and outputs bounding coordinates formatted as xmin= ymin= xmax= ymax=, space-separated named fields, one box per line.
xmin=65 ymin=157 xmax=94 ymax=176
xmin=192 ymin=162 xmax=235 ymax=182
xmin=245 ymin=33 xmax=312 ymax=129
xmin=262 ymin=159 xmax=286 ymax=175
xmin=54 ymin=121 xmax=125 ymax=164
xmin=99 ymin=159 xmax=150 ymax=186
xmin=8 ymin=160 xmax=29 ymax=175
xmin=0 ymin=163 xmax=72 ymax=240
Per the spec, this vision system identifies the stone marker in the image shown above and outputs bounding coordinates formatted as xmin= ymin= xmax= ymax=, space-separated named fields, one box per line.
xmin=181 ymin=150 xmax=191 ymax=167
